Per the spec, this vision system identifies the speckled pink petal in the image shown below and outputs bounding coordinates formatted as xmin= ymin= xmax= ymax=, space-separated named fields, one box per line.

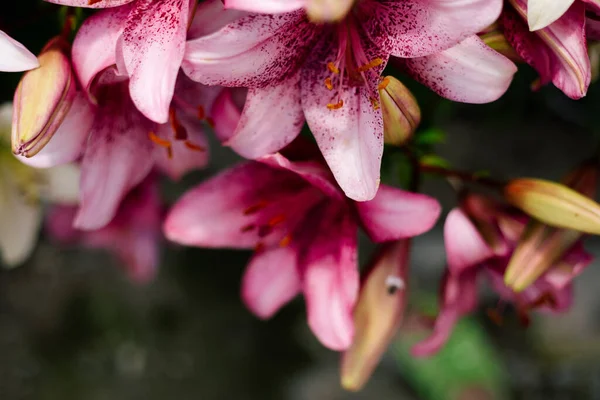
xmin=373 ymin=0 xmax=502 ymax=58
xmin=225 ymin=0 xmax=305 ymax=13
xmin=444 ymin=208 xmax=494 ymax=275
xmin=44 ymin=0 xmax=135 ymax=8
xmin=242 ymin=246 xmax=301 ymax=318
xmin=503 ymin=1 xmax=590 ymax=99
xmin=183 ymin=11 xmax=318 ymax=87
xmin=404 ymin=36 xmax=516 ymax=104
xmin=74 ymin=82 xmax=155 ymax=230
xmin=72 ymin=4 xmax=133 ymax=94
xmin=301 ymin=203 xmax=359 ymax=350
xmin=355 ymin=185 xmax=441 ymax=243
xmin=225 ymin=73 xmax=304 ymax=159
xmin=120 ymin=0 xmax=190 ymax=123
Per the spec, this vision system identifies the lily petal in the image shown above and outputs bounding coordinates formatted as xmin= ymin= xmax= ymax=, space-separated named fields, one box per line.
xmin=379 ymin=0 xmax=503 ymax=58
xmin=444 ymin=208 xmax=494 ymax=274
xmin=44 ymin=0 xmax=135 ymax=7
xmin=183 ymin=11 xmax=317 ymax=87
xmin=225 ymin=0 xmax=305 ymax=13
xmin=75 ymin=83 xmax=154 ymax=230
xmin=503 ymin=1 xmax=590 ymax=99
xmin=355 ymin=185 xmax=441 ymax=243
xmin=301 ymin=203 xmax=359 ymax=350
xmin=528 ymin=0 xmax=575 ymax=31
xmin=120 ymin=0 xmax=190 ymax=123
xmin=226 ymin=74 xmax=304 ymax=159
xmin=0 ymin=31 xmax=39 ymax=72
xmin=242 ymin=246 xmax=301 ymax=318
xmin=403 ymin=36 xmax=517 ymax=104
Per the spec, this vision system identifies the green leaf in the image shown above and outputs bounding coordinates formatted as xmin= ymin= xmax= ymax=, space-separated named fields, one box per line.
xmin=414 ymin=128 xmax=446 ymax=147
xmin=420 ymin=154 xmax=451 ymax=169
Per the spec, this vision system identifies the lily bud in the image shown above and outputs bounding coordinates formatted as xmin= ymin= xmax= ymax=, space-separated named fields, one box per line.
xmin=378 ymin=76 xmax=420 ymax=146
xmin=504 ymin=178 xmax=600 ymax=234
xmin=341 ymin=240 xmax=410 ymax=392
xmin=12 ymin=37 xmax=76 ymax=158
xmin=306 ymin=0 xmax=354 ymax=23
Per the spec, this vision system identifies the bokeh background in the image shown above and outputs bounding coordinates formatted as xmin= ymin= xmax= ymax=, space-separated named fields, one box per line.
xmin=3 ymin=2 xmax=600 ymax=399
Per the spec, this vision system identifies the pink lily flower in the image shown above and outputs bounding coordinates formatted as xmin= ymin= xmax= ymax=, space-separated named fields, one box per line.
xmin=224 ymin=0 xmax=354 ymax=22
xmin=501 ymin=0 xmax=592 ymax=99
xmin=0 ymin=31 xmax=39 ymax=72
xmin=412 ymin=194 xmax=593 ymax=356
xmin=44 ymin=0 xmax=197 ymax=123
xmin=183 ymin=0 xmax=515 ymax=201
xmin=46 ymin=175 xmax=163 ymax=283
xmin=164 ymin=141 xmax=441 ymax=350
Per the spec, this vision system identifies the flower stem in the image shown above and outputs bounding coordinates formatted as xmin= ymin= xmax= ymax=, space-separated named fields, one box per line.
xmin=419 ymin=164 xmax=506 ymax=188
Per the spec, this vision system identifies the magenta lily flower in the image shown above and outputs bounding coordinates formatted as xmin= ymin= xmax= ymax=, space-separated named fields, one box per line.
xmin=412 ymin=195 xmax=592 ymax=356
xmin=183 ymin=0 xmax=513 ymax=201
xmin=164 ymin=142 xmax=441 ymax=350
xmin=45 ymin=0 xmax=196 ymax=123
xmin=224 ymin=0 xmax=354 ymax=22
xmin=47 ymin=175 xmax=163 ymax=283
xmin=501 ymin=0 xmax=591 ymax=99
xmin=0 ymin=31 xmax=39 ymax=72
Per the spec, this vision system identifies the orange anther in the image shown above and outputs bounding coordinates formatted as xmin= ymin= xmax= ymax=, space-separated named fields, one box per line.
xmin=268 ymin=214 xmax=286 ymax=227
xmin=279 ymin=235 xmax=292 ymax=247
xmin=148 ymin=131 xmax=171 ymax=148
xmin=197 ymin=105 xmax=206 ymax=120
xmin=240 ymin=224 xmax=255 ymax=233
xmin=327 ymin=100 xmax=344 ymax=110
xmin=327 ymin=62 xmax=340 ymax=74
xmin=378 ymin=76 xmax=390 ymax=90
xmin=324 ymin=77 xmax=333 ymax=90
xmin=184 ymin=141 xmax=206 ymax=152
xmin=169 ymin=108 xmax=188 ymax=140
xmin=244 ymin=200 xmax=268 ymax=215
xmin=357 ymin=57 xmax=384 ymax=73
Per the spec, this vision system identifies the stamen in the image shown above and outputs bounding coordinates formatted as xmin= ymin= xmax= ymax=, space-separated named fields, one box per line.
xmin=184 ymin=141 xmax=206 ymax=152
xmin=169 ymin=108 xmax=188 ymax=140
xmin=327 ymin=100 xmax=344 ymax=110
xmin=268 ymin=214 xmax=286 ymax=227
xmin=88 ymin=0 xmax=102 ymax=4
xmin=327 ymin=62 xmax=340 ymax=74
xmin=357 ymin=58 xmax=384 ymax=73
xmin=369 ymin=97 xmax=380 ymax=110
xmin=324 ymin=77 xmax=334 ymax=91
xmin=378 ymin=76 xmax=390 ymax=90
xmin=148 ymin=131 xmax=171 ymax=148
xmin=258 ymin=225 xmax=273 ymax=238
xmin=244 ymin=200 xmax=268 ymax=215
xmin=197 ymin=105 xmax=206 ymax=120
xmin=240 ymin=224 xmax=255 ymax=233
xmin=279 ymin=235 xmax=292 ymax=247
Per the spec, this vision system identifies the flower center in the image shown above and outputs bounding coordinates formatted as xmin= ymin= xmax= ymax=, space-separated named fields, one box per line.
xmin=323 ymin=18 xmax=386 ymax=111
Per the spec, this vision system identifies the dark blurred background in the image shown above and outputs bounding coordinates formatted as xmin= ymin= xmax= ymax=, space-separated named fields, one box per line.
xmin=4 ymin=2 xmax=600 ymax=399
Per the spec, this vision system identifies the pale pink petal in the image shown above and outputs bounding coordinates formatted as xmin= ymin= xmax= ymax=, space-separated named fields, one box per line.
xmin=444 ymin=209 xmax=494 ymax=274
xmin=242 ymin=246 xmax=301 ymax=318
xmin=527 ymin=0 xmax=575 ymax=30
xmin=411 ymin=309 xmax=459 ymax=357
xmin=17 ymin=93 xmax=94 ymax=168
xmin=225 ymin=0 xmax=305 ymax=13
xmin=355 ymin=185 xmax=441 ymax=242
xmin=211 ymin=88 xmax=243 ymax=142
xmin=72 ymin=5 xmax=132 ymax=94
xmin=164 ymin=161 xmax=320 ymax=249
xmin=44 ymin=0 xmax=134 ymax=7
xmin=376 ymin=0 xmax=502 ymax=58
xmin=120 ymin=0 xmax=190 ymax=123
xmin=0 ymin=31 xmax=39 ymax=72
xmin=301 ymin=39 xmax=386 ymax=201
xmin=544 ymin=242 xmax=594 ymax=289
xmin=225 ymin=74 xmax=304 ymax=158
xmin=45 ymin=205 xmax=79 ymax=243
xmin=183 ymin=11 xmax=317 ymax=86
xmin=75 ymin=83 xmax=155 ymax=230
xmin=188 ymin=0 xmax=248 ymax=40
xmin=403 ymin=36 xmax=517 ymax=104
xmin=114 ymin=230 xmax=160 ymax=284
xmin=503 ymin=2 xmax=590 ymax=99
xmin=302 ymin=204 xmax=359 ymax=350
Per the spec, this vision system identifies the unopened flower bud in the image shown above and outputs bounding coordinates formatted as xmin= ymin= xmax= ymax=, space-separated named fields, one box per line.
xmin=12 ymin=37 xmax=76 ymax=158
xmin=379 ymin=76 xmax=420 ymax=146
xmin=504 ymin=178 xmax=600 ymax=235
xmin=306 ymin=0 xmax=354 ymax=23
xmin=341 ymin=240 xmax=410 ymax=392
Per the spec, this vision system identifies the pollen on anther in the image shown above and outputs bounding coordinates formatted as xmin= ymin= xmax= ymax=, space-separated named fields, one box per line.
xmin=327 ymin=62 xmax=340 ymax=74
xmin=240 ymin=224 xmax=255 ymax=233
xmin=279 ymin=235 xmax=292 ymax=247
xmin=369 ymin=97 xmax=380 ymax=110
xmin=378 ymin=77 xmax=390 ymax=90
xmin=197 ymin=105 xmax=206 ymax=120
xmin=148 ymin=131 xmax=171 ymax=148
xmin=327 ymin=100 xmax=344 ymax=110
xmin=324 ymin=77 xmax=333 ymax=90
xmin=184 ymin=141 xmax=206 ymax=152
xmin=244 ymin=200 xmax=268 ymax=215
xmin=268 ymin=214 xmax=286 ymax=227
xmin=357 ymin=58 xmax=384 ymax=73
